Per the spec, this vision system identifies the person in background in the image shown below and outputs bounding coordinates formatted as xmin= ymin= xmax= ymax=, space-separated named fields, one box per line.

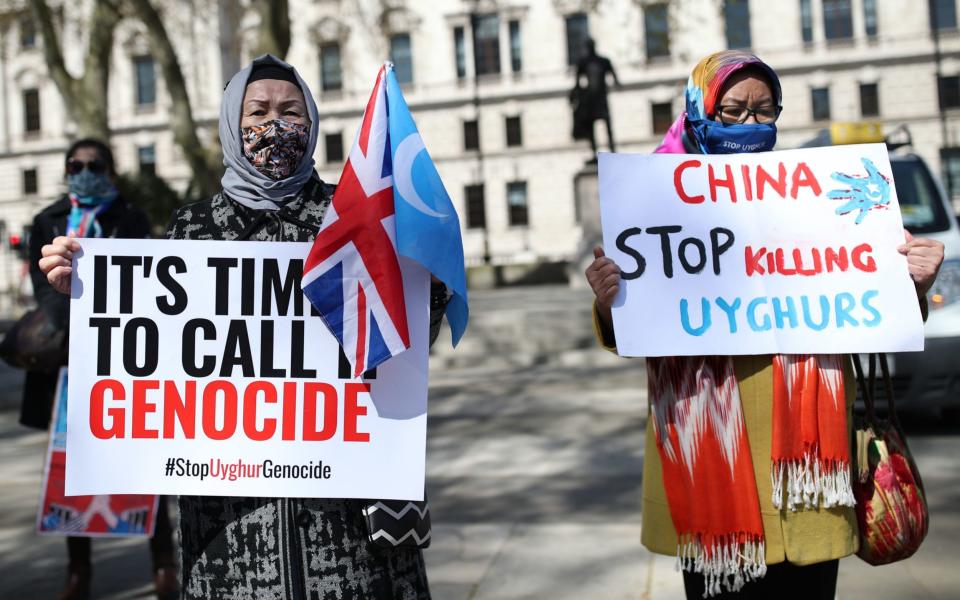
xmin=41 ymin=56 xmax=447 ymax=600
xmin=585 ymin=50 xmax=944 ymax=599
xmin=26 ymin=139 xmax=177 ymax=599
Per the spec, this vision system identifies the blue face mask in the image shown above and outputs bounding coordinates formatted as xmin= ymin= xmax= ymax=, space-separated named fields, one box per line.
xmin=689 ymin=119 xmax=777 ymax=155
xmin=67 ymin=169 xmax=116 ymax=203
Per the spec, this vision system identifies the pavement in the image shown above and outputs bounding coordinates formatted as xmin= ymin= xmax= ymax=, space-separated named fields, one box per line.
xmin=1 ymin=285 xmax=959 ymax=599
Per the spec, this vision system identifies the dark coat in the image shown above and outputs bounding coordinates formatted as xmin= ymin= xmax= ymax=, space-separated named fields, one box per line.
xmin=167 ymin=176 xmax=440 ymax=600
xmin=20 ymin=195 xmax=150 ymax=429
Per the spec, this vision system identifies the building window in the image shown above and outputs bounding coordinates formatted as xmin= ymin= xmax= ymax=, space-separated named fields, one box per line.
xmin=811 ymin=87 xmax=831 ymax=121
xmin=651 ymin=102 xmax=674 ymax=135
xmin=823 ymin=0 xmax=853 ymax=40
xmin=724 ymin=0 xmax=752 ymax=49
xmin=20 ymin=14 xmax=36 ymax=49
xmin=939 ymin=75 xmax=960 ymax=109
xmin=320 ymin=43 xmax=343 ymax=92
xmin=325 ymin=132 xmax=344 ymax=164
xmin=509 ymin=20 xmax=522 ymax=73
xmin=390 ymin=34 xmax=413 ymax=85
xmin=23 ymin=168 xmax=38 ymax=196
xmin=463 ymin=119 xmax=480 ymax=151
xmin=565 ymin=12 xmax=590 ymax=66
xmin=465 ymin=184 xmax=486 ymax=229
xmin=473 ymin=14 xmax=501 ymax=76
xmin=860 ymin=83 xmax=879 ymax=117
xmin=930 ymin=0 xmax=958 ymax=30
xmin=800 ymin=0 xmax=814 ymax=42
xmin=864 ymin=0 xmax=878 ymax=37
xmin=138 ymin=145 xmax=156 ymax=176
xmin=23 ymin=89 xmax=40 ymax=133
xmin=505 ymin=116 xmax=522 ymax=147
xmin=941 ymin=147 xmax=960 ymax=195
xmin=507 ymin=181 xmax=529 ymax=227
xmin=454 ymin=26 xmax=467 ymax=79
xmin=134 ymin=56 xmax=156 ymax=106
xmin=644 ymin=4 xmax=670 ymax=60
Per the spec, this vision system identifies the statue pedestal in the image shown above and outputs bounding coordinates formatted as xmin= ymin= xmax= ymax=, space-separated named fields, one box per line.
xmin=568 ymin=164 xmax=601 ymax=289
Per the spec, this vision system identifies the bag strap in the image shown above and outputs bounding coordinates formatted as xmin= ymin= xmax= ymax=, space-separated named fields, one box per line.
xmin=878 ymin=353 xmax=902 ymax=430
xmin=851 ymin=353 xmax=877 ymax=424
xmin=852 ymin=353 xmax=901 ymax=429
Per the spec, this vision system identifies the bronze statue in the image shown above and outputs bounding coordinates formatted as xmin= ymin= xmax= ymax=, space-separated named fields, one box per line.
xmin=571 ymin=38 xmax=620 ymax=160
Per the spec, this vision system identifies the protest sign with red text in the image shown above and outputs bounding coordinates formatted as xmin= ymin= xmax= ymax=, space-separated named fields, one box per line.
xmin=66 ymin=239 xmax=429 ymax=500
xmin=599 ymin=143 xmax=924 ymax=356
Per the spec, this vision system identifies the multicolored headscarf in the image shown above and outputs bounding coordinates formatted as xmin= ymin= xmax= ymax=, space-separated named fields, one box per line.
xmin=656 ymin=50 xmax=782 ymax=154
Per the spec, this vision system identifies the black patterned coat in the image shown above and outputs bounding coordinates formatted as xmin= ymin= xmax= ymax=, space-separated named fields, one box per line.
xmin=166 ymin=176 xmax=440 ymax=600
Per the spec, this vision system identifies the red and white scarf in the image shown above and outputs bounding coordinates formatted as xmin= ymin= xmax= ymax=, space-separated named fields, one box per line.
xmin=648 ymin=355 xmax=852 ymax=597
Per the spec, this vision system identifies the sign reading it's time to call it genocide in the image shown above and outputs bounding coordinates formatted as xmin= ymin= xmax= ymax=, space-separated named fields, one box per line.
xmin=66 ymin=239 xmax=430 ymax=500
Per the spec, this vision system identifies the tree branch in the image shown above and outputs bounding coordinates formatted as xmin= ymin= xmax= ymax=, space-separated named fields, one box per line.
xmin=127 ymin=0 xmax=218 ymax=198
xmin=27 ymin=0 xmax=77 ymax=102
xmin=76 ymin=0 xmax=121 ymax=139
xmin=252 ymin=0 xmax=290 ymax=59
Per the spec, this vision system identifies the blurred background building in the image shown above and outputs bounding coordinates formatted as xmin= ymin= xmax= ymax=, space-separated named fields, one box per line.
xmin=0 ymin=0 xmax=959 ymax=314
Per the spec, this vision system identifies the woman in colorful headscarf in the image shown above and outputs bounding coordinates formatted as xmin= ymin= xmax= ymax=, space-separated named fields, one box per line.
xmin=584 ymin=51 xmax=945 ymax=598
xmin=40 ymin=55 xmax=448 ymax=600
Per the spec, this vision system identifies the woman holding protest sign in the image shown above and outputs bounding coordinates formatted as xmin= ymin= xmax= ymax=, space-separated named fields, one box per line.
xmin=27 ymin=139 xmax=178 ymax=599
xmin=41 ymin=56 xmax=444 ymax=600
xmin=585 ymin=50 xmax=945 ymax=599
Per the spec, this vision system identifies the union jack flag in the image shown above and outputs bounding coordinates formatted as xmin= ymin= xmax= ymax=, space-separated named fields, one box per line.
xmin=302 ymin=67 xmax=410 ymax=377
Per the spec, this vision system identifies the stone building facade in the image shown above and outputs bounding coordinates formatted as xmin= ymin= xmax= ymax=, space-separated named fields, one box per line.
xmin=0 ymin=0 xmax=959 ymax=309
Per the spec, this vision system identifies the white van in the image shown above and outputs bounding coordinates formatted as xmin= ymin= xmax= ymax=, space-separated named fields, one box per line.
xmin=887 ymin=150 xmax=960 ymax=414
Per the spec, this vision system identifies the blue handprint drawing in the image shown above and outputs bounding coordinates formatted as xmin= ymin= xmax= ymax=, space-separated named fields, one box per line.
xmin=827 ymin=157 xmax=891 ymax=224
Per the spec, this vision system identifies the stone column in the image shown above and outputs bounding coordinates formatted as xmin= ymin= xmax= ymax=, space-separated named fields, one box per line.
xmin=568 ymin=164 xmax=600 ymax=288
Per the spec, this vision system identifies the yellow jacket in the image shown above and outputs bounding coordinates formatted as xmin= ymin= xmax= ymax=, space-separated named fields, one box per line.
xmin=593 ymin=307 xmax=859 ymax=565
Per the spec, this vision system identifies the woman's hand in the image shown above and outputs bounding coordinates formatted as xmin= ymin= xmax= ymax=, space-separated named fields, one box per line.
xmin=585 ymin=246 xmax=621 ymax=330
xmin=898 ymin=230 xmax=944 ymax=298
xmin=39 ymin=235 xmax=81 ymax=295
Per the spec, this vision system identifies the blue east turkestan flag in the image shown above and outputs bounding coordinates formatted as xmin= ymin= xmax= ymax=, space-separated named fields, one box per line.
xmin=384 ymin=66 xmax=469 ymax=345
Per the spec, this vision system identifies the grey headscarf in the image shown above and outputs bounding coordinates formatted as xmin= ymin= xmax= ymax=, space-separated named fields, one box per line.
xmin=220 ymin=54 xmax=320 ymax=211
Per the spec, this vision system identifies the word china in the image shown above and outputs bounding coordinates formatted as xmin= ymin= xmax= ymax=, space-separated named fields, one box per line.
xmin=673 ymin=158 xmax=822 ymax=203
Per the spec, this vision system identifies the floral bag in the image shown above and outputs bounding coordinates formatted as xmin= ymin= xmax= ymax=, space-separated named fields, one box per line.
xmin=851 ymin=353 xmax=929 ymax=565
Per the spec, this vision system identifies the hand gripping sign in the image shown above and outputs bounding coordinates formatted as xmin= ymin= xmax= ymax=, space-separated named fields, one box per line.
xmin=67 ymin=239 xmax=429 ymax=500
xmin=598 ymin=144 xmax=924 ymax=357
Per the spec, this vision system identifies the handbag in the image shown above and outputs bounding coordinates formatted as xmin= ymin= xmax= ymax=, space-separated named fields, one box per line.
xmin=0 ymin=308 xmax=68 ymax=371
xmin=851 ymin=353 xmax=929 ymax=565
xmin=362 ymin=496 xmax=431 ymax=549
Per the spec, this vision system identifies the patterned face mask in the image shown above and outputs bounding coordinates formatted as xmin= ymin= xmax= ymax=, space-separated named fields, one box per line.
xmin=241 ymin=119 xmax=310 ymax=180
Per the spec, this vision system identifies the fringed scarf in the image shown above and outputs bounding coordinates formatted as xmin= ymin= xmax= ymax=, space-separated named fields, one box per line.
xmin=650 ymin=51 xmax=854 ymax=597
xmin=649 ymin=355 xmax=852 ymax=596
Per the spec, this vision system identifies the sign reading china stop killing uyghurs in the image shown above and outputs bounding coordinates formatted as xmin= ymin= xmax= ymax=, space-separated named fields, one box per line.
xmin=598 ymin=143 xmax=925 ymax=357
xmin=66 ymin=238 xmax=429 ymax=500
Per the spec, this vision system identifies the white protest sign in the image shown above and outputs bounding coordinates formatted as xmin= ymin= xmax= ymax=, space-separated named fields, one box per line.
xmin=599 ymin=143 xmax=925 ymax=356
xmin=67 ymin=238 xmax=429 ymax=500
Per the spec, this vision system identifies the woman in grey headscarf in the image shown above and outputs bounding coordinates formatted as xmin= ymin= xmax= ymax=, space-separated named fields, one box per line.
xmin=41 ymin=54 xmax=443 ymax=600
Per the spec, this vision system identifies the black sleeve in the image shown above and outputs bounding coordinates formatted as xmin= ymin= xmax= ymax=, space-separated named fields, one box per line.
xmin=124 ymin=205 xmax=153 ymax=239
xmin=28 ymin=212 xmax=69 ymax=330
xmin=428 ymin=281 xmax=451 ymax=347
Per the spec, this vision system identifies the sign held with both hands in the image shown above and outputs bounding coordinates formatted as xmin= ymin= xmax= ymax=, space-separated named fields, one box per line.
xmin=599 ymin=144 xmax=924 ymax=357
